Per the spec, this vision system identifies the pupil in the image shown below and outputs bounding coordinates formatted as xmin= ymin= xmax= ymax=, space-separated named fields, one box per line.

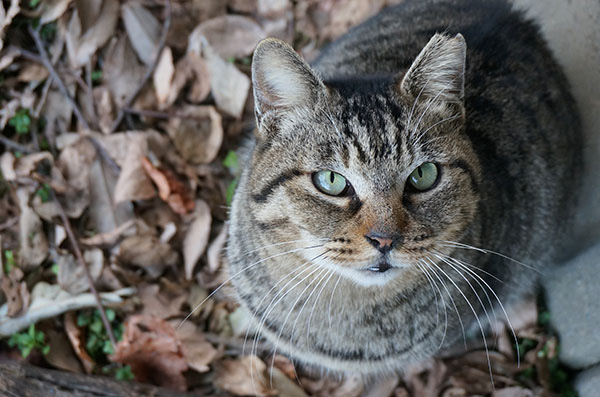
xmin=330 ymin=172 xmax=335 ymax=183
xmin=417 ymin=167 xmax=423 ymax=178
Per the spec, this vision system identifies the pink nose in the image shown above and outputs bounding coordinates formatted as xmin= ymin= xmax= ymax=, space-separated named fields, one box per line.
xmin=364 ymin=233 xmax=397 ymax=253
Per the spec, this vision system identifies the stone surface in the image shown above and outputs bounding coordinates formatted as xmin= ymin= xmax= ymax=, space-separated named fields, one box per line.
xmin=544 ymin=244 xmax=600 ymax=369
xmin=512 ymin=0 xmax=600 ymax=253
xmin=575 ymin=365 xmax=600 ymax=397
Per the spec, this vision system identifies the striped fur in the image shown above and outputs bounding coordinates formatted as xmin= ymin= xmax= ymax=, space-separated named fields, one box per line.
xmin=227 ymin=0 xmax=582 ymax=375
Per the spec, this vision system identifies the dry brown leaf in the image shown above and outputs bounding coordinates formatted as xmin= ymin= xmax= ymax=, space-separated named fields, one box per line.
xmin=17 ymin=62 xmax=50 ymax=82
xmin=214 ymin=355 xmax=276 ymax=396
xmin=153 ymin=47 xmax=175 ymax=106
xmin=65 ymin=0 xmax=119 ymax=68
xmin=121 ymin=2 xmax=161 ymax=66
xmin=175 ymin=321 xmax=218 ymax=373
xmin=80 ymin=219 xmax=136 ymax=247
xmin=207 ymin=224 xmax=227 ymax=273
xmin=270 ymin=367 xmax=309 ymax=397
xmin=113 ymin=134 xmax=157 ymax=204
xmin=229 ymin=0 xmax=258 ymax=14
xmin=189 ymin=15 xmax=266 ymax=60
xmin=118 ymin=234 xmax=178 ymax=280
xmin=39 ymin=0 xmax=73 ymax=24
xmin=138 ymin=283 xmax=187 ymax=320
xmin=194 ymin=38 xmax=250 ymax=119
xmin=57 ymin=249 xmax=103 ymax=295
xmin=492 ymin=386 xmax=534 ymax=397
xmin=93 ymin=86 xmax=114 ymax=134
xmin=44 ymin=327 xmax=84 ymax=373
xmin=16 ymin=187 xmax=49 ymax=269
xmin=103 ymin=35 xmax=146 ymax=107
xmin=0 ymin=0 xmax=19 ymax=52
xmin=141 ymin=156 xmax=195 ymax=215
xmin=258 ymin=0 xmax=292 ymax=18
xmin=187 ymin=52 xmax=212 ymax=103
xmin=183 ymin=200 xmax=212 ymax=280
xmin=111 ymin=315 xmax=188 ymax=392
xmin=167 ymin=105 xmax=223 ymax=164
xmin=0 ymin=266 xmax=29 ymax=318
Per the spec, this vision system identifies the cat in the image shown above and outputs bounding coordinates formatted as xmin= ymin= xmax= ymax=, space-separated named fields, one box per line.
xmin=227 ymin=0 xmax=582 ymax=375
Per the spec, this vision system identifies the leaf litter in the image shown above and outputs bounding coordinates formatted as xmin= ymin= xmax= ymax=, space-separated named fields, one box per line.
xmin=0 ymin=0 xmax=573 ymax=395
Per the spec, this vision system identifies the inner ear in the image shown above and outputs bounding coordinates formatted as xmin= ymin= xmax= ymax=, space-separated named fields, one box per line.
xmin=252 ymin=38 xmax=326 ymax=122
xmin=397 ymin=33 xmax=466 ymax=105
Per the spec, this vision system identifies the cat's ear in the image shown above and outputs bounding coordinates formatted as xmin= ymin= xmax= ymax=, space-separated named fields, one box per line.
xmin=398 ymin=33 xmax=466 ymax=106
xmin=252 ymin=38 xmax=325 ymax=125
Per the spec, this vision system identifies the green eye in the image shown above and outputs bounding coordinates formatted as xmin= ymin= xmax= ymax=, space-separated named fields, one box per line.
xmin=408 ymin=162 xmax=439 ymax=191
xmin=312 ymin=170 xmax=350 ymax=196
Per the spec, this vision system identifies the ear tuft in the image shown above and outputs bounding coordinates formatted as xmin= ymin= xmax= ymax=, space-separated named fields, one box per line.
xmin=399 ymin=33 xmax=466 ymax=104
xmin=252 ymin=38 xmax=325 ymax=120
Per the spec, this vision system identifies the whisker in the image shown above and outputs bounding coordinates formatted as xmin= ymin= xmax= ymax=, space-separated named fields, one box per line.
xmin=437 ymin=252 xmax=521 ymax=367
xmin=178 ymin=244 xmax=324 ymax=329
xmin=424 ymin=255 xmax=495 ymax=388
xmin=328 ymin=273 xmax=344 ymax=332
xmin=441 ymin=240 xmax=540 ymax=273
xmin=416 ymin=261 xmax=449 ymax=350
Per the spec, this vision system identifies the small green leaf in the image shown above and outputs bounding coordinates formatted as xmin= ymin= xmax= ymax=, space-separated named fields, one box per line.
xmin=8 ymin=109 xmax=32 ymax=135
xmin=50 ymin=263 xmax=59 ymax=275
xmin=91 ymin=70 xmax=102 ymax=82
xmin=77 ymin=312 xmax=91 ymax=327
xmin=105 ymin=309 xmax=116 ymax=322
xmin=29 ymin=0 xmax=41 ymax=8
xmin=102 ymin=340 xmax=114 ymax=354
xmin=90 ymin=319 xmax=103 ymax=334
xmin=226 ymin=178 xmax=238 ymax=205
xmin=222 ymin=150 xmax=239 ymax=173
xmin=21 ymin=345 xmax=33 ymax=358
xmin=41 ymin=344 xmax=50 ymax=355
xmin=35 ymin=183 xmax=51 ymax=202
xmin=115 ymin=365 xmax=134 ymax=381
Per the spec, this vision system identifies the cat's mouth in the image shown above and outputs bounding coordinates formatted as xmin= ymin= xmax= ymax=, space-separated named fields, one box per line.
xmin=366 ymin=262 xmax=392 ymax=273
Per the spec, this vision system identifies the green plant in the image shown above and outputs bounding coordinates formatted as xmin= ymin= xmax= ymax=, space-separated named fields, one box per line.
xmin=223 ymin=150 xmax=239 ymax=205
xmin=36 ymin=183 xmax=51 ymax=202
xmin=8 ymin=108 xmax=31 ymax=135
xmin=8 ymin=324 xmax=50 ymax=358
xmin=91 ymin=70 xmax=103 ymax=83
xmin=3 ymin=250 xmax=15 ymax=274
xmin=77 ymin=309 xmax=123 ymax=359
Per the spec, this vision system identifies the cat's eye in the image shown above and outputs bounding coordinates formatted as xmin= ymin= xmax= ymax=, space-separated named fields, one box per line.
xmin=407 ymin=162 xmax=439 ymax=191
xmin=312 ymin=170 xmax=350 ymax=196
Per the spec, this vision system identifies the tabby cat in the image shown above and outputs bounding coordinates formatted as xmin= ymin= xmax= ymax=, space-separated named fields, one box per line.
xmin=227 ymin=0 xmax=582 ymax=374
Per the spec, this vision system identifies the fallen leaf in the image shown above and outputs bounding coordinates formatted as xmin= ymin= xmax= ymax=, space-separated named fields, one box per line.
xmin=193 ymin=38 xmax=250 ymax=119
xmin=207 ymin=224 xmax=227 ymax=273
xmin=121 ymin=2 xmax=161 ymax=66
xmin=153 ymin=47 xmax=175 ymax=107
xmin=17 ymin=62 xmax=50 ymax=82
xmin=175 ymin=321 xmax=218 ymax=373
xmin=189 ymin=15 xmax=266 ymax=59
xmin=214 ymin=355 xmax=276 ymax=396
xmin=183 ymin=200 xmax=212 ymax=280
xmin=141 ymin=156 xmax=196 ymax=215
xmin=0 ymin=266 xmax=29 ymax=318
xmin=138 ymin=284 xmax=187 ymax=320
xmin=79 ymin=219 xmax=136 ymax=247
xmin=270 ymin=367 xmax=309 ymax=397
xmin=93 ymin=86 xmax=114 ymax=134
xmin=186 ymin=52 xmax=212 ymax=103
xmin=111 ymin=315 xmax=188 ymax=392
xmin=16 ymin=187 xmax=49 ymax=269
xmin=57 ymin=249 xmax=103 ymax=295
xmin=492 ymin=386 xmax=534 ymax=397
xmin=113 ymin=134 xmax=157 ymax=204
xmin=65 ymin=0 xmax=119 ymax=68
xmin=45 ymin=326 xmax=84 ymax=373
xmin=167 ymin=105 xmax=223 ymax=164
xmin=63 ymin=311 xmax=95 ymax=373
xmin=103 ymin=34 xmax=146 ymax=107
xmin=0 ymin=282 xmax=135 ymax=337
xmin=258 ymin=0 xmax=292 ymax=18
xmin=119 ymin=234 xmax=178 ymax=280
xmin=39 ymin=0 xmax=73 ymax=25
xmin=229 ymin=0 xmax=258 ymax=14
xmin=0 ymin=0 xmax=19 ymax=52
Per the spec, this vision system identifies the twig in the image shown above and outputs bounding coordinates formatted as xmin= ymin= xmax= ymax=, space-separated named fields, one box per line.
xmin=27 ymin=25 xmax=120 ymax=175
xmin=28 ymin=25 xmax=90 ymax=131
xmin=0 ymin=135 xmax=33 ymax=153
xmin=48 ymin=187 xmax=118 ymax=350
xmin=110 ymin=0 xmax=172 ymax=133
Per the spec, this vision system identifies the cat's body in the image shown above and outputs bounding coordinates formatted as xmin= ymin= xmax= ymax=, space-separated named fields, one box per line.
xmin=227 ymin=0 xmax=582 ymax=374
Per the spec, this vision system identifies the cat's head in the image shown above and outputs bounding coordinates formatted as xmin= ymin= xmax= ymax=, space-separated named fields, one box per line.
xmin=228 ymin=34 xmax=481 ymax=372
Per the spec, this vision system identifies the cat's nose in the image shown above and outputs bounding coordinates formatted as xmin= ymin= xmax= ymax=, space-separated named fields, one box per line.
xmin=364 ymin=233 xmax=400 ymax=253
